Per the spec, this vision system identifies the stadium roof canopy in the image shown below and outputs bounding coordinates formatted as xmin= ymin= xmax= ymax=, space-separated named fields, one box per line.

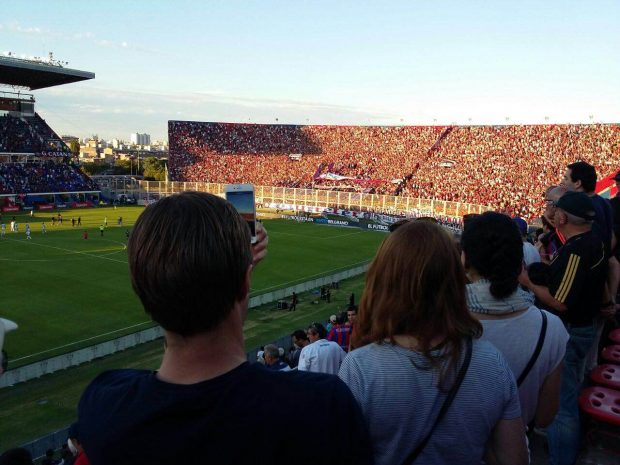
xmin=0 ymin=56 xmax=95 ymax=90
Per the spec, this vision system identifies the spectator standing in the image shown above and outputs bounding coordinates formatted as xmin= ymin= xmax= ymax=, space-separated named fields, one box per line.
xmin=537 ymin=186 xmax=568 ymax=263
xmin=68 ymin=423 xmax=90 ymax=465
xmin=326 ymin=315 xmax=336 ymax=332
xmin=327 ymin=311 xmax=352 ymax=352
xmin=561 ymin=162 xmax=619 ymax=371
xmin=513 ymin=217 xmax=541 ymax=267
xmin=339 ymin=221 xmax=527 ymax=465
xmin=263 ymin=344 xmax=291 ymax=371
xmin=611 ymin=171 xmax=620 ymax=248
xmin=298 ymin=322 xmax=345 ymax=374
xmin=461 ymin=212 xmax=568 ymax=433
xmin=77 ymin=192 xmax=370 ymax=465
xmin=288 ymin=330 xmax=309 ymax=368
xmin=520 ymin=192 xmax=608 ymax=465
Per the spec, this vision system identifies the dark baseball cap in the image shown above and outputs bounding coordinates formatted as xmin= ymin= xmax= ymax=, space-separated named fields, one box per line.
xmin=554 ymin=191 xmax=595 ymax=221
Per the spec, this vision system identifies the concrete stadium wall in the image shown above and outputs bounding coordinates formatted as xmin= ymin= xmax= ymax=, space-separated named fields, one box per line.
xmin=1 ymin=263 xmax=368 ymax=389
xmin=0 ymin=326 xmax=164 ymax=389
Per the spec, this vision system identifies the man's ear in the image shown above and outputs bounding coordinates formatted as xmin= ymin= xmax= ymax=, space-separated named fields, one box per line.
xmin=237 ymin=265 xmax=252 ymax=301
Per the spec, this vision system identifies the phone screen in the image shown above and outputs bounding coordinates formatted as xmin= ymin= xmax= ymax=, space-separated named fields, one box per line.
xmin=226 ymin=190 xmax=256 ymax=241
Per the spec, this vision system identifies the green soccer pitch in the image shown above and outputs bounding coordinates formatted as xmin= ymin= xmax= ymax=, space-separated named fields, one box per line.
xmin=0 ymin=206 xmax=386 ymax=367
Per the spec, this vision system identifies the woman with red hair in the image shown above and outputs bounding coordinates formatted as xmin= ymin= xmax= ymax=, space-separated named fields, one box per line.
xmin=339 ymin=221 xmax=527 ymax=465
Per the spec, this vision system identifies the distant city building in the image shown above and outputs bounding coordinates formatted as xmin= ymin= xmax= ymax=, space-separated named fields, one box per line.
xmin=130 ymin=132 xmax=151 ymax=146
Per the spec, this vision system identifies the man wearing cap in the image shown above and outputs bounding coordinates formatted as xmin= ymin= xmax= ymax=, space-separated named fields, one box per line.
xmin=520 ymin=191 xmax=608 ymax=465
xmin=0 ymin=318 xmax=18 ymax=377
xmin=561 ymin=161 xmax=618 ymax=302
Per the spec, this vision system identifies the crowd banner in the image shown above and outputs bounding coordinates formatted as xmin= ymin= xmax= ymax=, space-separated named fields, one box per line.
xmin=1 ymin=264 xmax=369 ymax=389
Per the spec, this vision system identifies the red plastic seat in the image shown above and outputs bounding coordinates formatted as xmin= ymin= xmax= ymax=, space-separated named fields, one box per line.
xmin=579 ymin=386 xmax=620 ymax=426
xmin=601 ymin=345 xmax=620 ymax=364
xmin=609 ymin=328 xmax=620 ymax=345
xmin=590 ymin=364 xmax=620 ymax=390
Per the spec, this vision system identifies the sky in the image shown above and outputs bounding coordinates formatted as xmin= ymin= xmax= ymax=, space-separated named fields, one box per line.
xmin=1 ymin=0 xmax=619 ymax=140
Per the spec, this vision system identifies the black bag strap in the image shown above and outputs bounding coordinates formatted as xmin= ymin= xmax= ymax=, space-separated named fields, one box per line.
xmin=401 ymin=337 xmax=473 ymax=465
xmin=517 ymin=310 xmax=547 ymax=387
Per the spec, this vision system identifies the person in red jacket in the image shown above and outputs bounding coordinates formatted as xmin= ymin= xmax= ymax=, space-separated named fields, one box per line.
xmin=68 ymin=423 xmax=90 ymax=465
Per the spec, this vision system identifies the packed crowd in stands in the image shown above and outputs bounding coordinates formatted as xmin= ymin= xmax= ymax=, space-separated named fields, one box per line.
xmin=0 ymin=114 xmax=71 ymax=155
xmin=404 ymin=124 xmax=620 ymax=219
xmin=169 ymin=122 xmax=620 ymax=220
xmin=0 ymin=161 xmax=97 ymax=194
xmin=168 ymin=122 xmax=444 ymax=194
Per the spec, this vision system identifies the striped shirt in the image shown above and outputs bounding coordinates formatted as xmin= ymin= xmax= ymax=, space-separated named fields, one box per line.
xmin=339 ymin=339 xmax=521 ymax=465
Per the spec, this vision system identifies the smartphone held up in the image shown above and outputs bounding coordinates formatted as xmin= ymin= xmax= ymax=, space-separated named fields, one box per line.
xmin=224 ymin=184 xmax=257 ymax=244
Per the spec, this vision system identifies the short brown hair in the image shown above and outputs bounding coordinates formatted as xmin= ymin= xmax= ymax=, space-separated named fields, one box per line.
xmin=128 ymin=192 xmax=252 ymax=336
xmin=353 ymin=221 xmax=481 ymax=385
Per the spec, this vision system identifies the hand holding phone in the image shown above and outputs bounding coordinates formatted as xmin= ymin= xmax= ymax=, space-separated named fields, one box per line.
xmin=224 ymin=184 xmax=257 ymax=244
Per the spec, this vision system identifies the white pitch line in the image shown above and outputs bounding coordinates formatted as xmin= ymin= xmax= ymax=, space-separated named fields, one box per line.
xmin=0 ymin=237 xmax=128 ymax=264
xmin=12 ymin=321 xmax=154 ymax=362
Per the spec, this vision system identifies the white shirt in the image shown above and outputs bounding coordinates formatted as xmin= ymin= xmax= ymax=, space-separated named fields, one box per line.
xmin=479 ymin=306 xmax=568 ymax=425
xmin=298 ymin=338 xmax=345 ymax=375
xmin=523 ymin=242 xmax=541 ymax=267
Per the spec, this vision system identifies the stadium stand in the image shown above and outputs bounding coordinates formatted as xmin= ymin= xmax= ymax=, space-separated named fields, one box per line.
xmin=0 ymin=161 xmax=97 ymax=195
xmin=0 ymin=113 xmax=71 ymax=155
xmin=0 ymin=113 xmax=96 ymax=196
xmin=169 ymin=122 xmax=620 ymax=220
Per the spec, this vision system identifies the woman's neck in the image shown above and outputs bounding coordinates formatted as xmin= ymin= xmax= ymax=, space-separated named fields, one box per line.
xmin=390 ymin=334 xmax=445 ymax=351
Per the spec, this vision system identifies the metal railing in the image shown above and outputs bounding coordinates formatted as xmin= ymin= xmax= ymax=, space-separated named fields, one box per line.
xmin=137 ymin=181 xmax=491 ymax=218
